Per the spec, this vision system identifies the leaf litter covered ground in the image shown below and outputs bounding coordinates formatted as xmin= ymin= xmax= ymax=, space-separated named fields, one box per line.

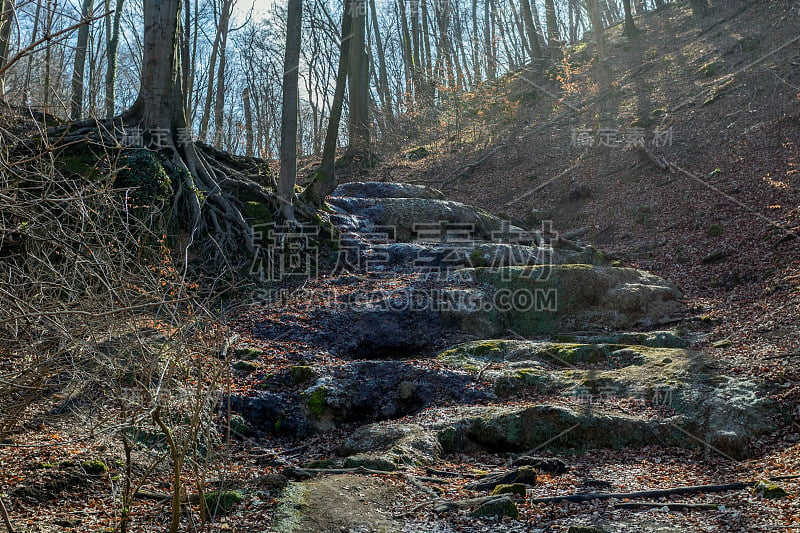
xmin=2 ymin=0 xmax=800 ymax=531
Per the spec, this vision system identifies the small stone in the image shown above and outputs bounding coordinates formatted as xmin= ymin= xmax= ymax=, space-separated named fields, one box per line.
xmin=753 ymin=480 xmax=789 ymax=499
xmin=233 ymin=360 xmax=258 ymax=372
xmin=289 ymin=365 xmax=316 ymax=383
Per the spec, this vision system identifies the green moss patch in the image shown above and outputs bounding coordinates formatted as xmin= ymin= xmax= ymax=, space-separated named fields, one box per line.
xmin=204 ymin=490 xmax=244 ymax=515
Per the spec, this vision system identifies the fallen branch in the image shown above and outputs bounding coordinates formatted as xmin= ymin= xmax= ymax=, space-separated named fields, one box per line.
xmin=531 ymin=475 xmax=800 ymax=505
xmin=424 ymin=467 xmax=482 ymax=479
xmin=0 ymin=496 xmax=15 ymax=533
xmin=134 ymin=490 xmax=200 ymax=503
xmin=561 ymin=226 xmax=593 ymax=240
xmin=283 ymin=466 xmax=405 ymax=479
xmin=763 ymin=351 xmax=800 ymax=361
xmin=407 ymin=476 xmax=440 ymax=498
xmin=634 ymin=144 xmax=674 ymax=173
xmin=614 ymin=502 xmax=722 ymax=510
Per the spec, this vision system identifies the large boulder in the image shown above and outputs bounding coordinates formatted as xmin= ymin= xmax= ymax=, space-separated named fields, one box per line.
xmin=338 ymin=422 xmax=444 ymax=467
xmin=300 ymin=360 xmax=491 ymax=429
xmin=332 ymin=181 xmax=445 ymax=200
xmin=458 ymin=265 xmax=685 ymax=334
xmin=328 ymin=197 xmax=521 ymax=241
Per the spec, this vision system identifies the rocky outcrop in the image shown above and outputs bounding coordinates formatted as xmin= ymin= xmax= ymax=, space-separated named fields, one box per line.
xmin=460 ymin=265 xmax=684 ymax=334
xmin=332 ymin=181 xmax=444 ymax=200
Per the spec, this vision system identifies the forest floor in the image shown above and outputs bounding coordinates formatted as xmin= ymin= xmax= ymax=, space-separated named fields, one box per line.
xmin=1 ymin=0 xmax=800 ymax=532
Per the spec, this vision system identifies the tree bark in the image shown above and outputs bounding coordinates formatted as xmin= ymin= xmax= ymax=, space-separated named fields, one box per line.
xmin=689 ymin=0 xmax=710 ymax=18
xmin=104 ymin=0 xmax=124 ymax=118
xmin=544 ymin=0 xmax=560 ymax=46
xmin=622 ymin=0 xmax=638 ymax=36
xmin=0 ymin=0 xmax=14 ymax=97
xmin=212 ymin=0 xmax=233 ymax=148
xmin=520 ymin=0 xmax=543 ymax=64
xmin=347 ymin=0 xmax=369 ymax=153
xmin=242 ymin=86 xmax=254 ymax=157
xmin=302 ymin=0 xmax=353 ymax=206
xmin=368 ymin=0 xmax=390 ymax=116
xmin=278 ymin=0 xmax=302 ymax=221
xmin=70 ymin=0 xmax=94 ymax=120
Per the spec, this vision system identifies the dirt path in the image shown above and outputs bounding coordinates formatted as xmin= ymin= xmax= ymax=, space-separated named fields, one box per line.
xmin=272 ymin=474 xmax=404 ymax=533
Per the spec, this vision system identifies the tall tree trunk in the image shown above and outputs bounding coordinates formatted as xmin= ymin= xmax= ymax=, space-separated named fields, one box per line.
xmin=689 ymin=0 xmax=710 ymax=18
xmin=0 ymin=0 xmax=14 ymax=98
xmin=622 ymin=0 xmax=638 ymax=36
xmin=368 ymin=0 xmax=390 ymax=117
xmin=43 ymin=0 xmax=54 ymax=111
xmin=483 ymin=0 xmax=495 ymax=80
xmin=279 ymin=0 xmax=301 ymax=221
xmin=104 ymin=0 xmax=124 ymax=118
xmin=520 ymin=0 xmax=542 ymax=63
xmin=544 ymin=0 xmax=560 ymax=46
xmin=70 ymin=0 xmax=94 ymax=120
xmin=347 ymin=0 xmax=369 ymax=153
xmin=420 ymin=0 xmax=432 ymax=83
xmin=397 ymin=0 xmax=413 ymax=107
xmin=434 ymin=0 xmax=452 ymax=90
xmin=303 ymin=0 xmax=353 ymax=206
xmin=198 ymin=0 xmax=224 ymax=142
xmin=212 ymin=0 xmax=232 ymax=148
xmin=471 ymin=0 xmax=480 ymax=86
xmin=586 ymin=0 xmax=609 ymax=93
xmin=242 ymin=86 xmax=253 ymax=157
xmin=24 ymin=0 xmax=42 ymax=100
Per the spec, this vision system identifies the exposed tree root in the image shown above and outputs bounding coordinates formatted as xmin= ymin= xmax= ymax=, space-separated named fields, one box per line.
xmin=41 ymin=114 xmax=293 ymax=269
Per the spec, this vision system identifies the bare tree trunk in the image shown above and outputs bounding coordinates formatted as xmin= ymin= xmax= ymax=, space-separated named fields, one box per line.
xmin=483 ymin=0 xmax=495 ymax=79
xmin=198 ymin=0 xmax=224 ymax=142
xmin=368 ymin=0 xmax=390 ymax=117
xmin=242 ymin=86 xmax=253 ymax=157
xmin=212 ymin=0 xmax=233 ymax=148
xmin=23 ymin=0 xmax=41 ymax=100
xmin=544 ymin=0 xmax=560 ymax=46
xmin=586 ymin=0 xmax=609 ymax=94
xmin=43 ymin=0 xmax=54 ymax=111
xmin=104 ymin=0 xmax=123 ymax=118
xmin=520 ymin=0 xmax=543 ymax=64
xmin=622 ymin=0 xmax=638 ymax=36
xmin=303 ymin=0 xmax=353 ymax=206
xmin=397 ymin=0 xmax=413 ymax=106
xmin=348 ymin=0 xmax=369 ymax=153
xmin=70 ymin=0 xmax=94 ymax=120
xmin=278 ymin=0 xmax=301 ymax=221
xmin=0 ymin=0 xmax=14 ymax=98
xmin=471 ymin=0 xmax=480 ymax=86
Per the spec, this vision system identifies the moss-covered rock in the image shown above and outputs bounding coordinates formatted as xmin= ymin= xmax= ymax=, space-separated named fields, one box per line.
xmin=232 ymin=346 xmax=262 ymax=360
xmin=289 ymin=366 xmax=317 ymax=384
xmin=460 ymin=265 xmax=684 ymax=335
xmin=233 ymin=360 xmax=258 ymax=372
xmin=228 ymin=414 xmax=251 ymax=437
xmin=115 ymin=150 xmax=172 ymax=207
xmin=490 ymin=483 xmax=527 ymax=497
xmin=80 ymin=459 xmax=108 ymax=476
xmin=304 ymin=386 xmax=329 ymax=417
xmin=204 ymin=490 xmax=244 ymax=515
xmin=753 ymin=480 xmax=788 ymax=499
xmin=470 ymin=497 xmax=519 ymax=519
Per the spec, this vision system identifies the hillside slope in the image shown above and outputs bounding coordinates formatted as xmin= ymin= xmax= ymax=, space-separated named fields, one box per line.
xmin=372 ymin=0 xmax=800 ymax=377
